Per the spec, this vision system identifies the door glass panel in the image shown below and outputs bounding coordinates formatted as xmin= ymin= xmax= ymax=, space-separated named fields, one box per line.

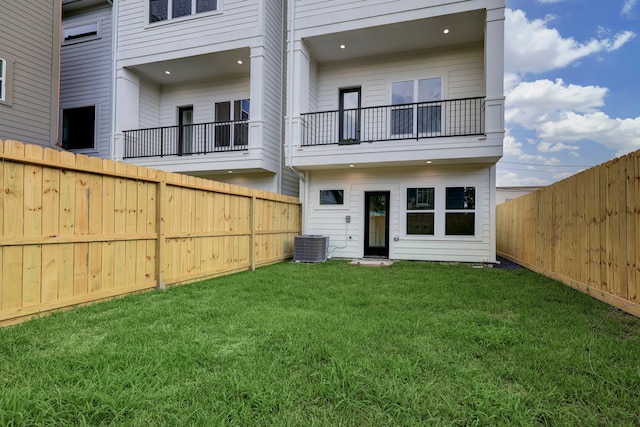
xmin=368 ymin=194 xmax=387 ymax=248
xmin=215 ymin=101 xmax=231 ymax=147
xmin=179 ymin=107 xmax=193 ymax=154
xmin=339 ymin=88 xmax=360 ymax=142
xmin=340 ymin=90 xmax=360 ymax=141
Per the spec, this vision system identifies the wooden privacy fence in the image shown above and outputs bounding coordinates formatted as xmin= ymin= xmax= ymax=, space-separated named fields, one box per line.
xmin=0 ymin=140 xmax=301 ymax=326
xmin=497 ymin=149 xmax=639 ymax=318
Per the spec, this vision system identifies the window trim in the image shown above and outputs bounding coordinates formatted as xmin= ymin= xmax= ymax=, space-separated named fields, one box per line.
xmin=0 ymin=58 xmax=5 ymax=103
xmin=60 ymin=104 xmax=98 ymax=152
xmin=147 ymin=0 xmax=222 ymax=25
xmin=319 ymin=189 xmax=345 ymax=206
xmin=62 ymin=21 xmax=101 ymax=45
xmin=402 ymin=185 xmax=479 ymax=239
xmin=444 ymin=186 xmax=477 ymax=237
xmin=0 ymin=54 xmax=14 ymax=106
xmin=315 ymin=188 xmax=350 ymax=210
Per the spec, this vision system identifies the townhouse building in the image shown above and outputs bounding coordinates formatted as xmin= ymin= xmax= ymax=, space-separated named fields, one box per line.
xmin=60 ymin=0 xmax=505 ymax=262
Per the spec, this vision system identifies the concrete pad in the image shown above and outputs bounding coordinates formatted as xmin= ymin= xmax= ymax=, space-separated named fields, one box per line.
xmin=348 ymin=259 xmax=395 ymax=267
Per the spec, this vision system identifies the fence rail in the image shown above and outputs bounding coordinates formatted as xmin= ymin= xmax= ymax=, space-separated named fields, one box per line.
xmin=496 ymin=149 xmax=639 ymax=318
xmin=301 ymin=97 xmax=484 ymax=146
xmin=123 ymin=120 xmax=249 ymax=159
xmin=0 ymin=140 xmax=301 ymax=326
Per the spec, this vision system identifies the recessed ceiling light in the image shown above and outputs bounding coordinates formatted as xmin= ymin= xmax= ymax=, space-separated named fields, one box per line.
xmin=165 ymin=70 xmax=171 ymax=75
xmin=443 ymin=28 xmax=450 ymax=34
xmin=340 ymin=44 xmax=346 ymax=49
xmin=237 ymin=60 xmax=243 ymax=65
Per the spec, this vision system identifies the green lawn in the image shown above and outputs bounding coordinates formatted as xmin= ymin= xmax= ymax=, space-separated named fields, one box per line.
xmin=1 ymin=261 xmax=638 ymax=426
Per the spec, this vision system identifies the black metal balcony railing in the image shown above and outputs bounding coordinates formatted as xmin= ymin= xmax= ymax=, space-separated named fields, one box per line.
xmin=123 ymin=120 xmax=249 ymax=159
xmin=301 ymin=97 xmax=484 ymax=147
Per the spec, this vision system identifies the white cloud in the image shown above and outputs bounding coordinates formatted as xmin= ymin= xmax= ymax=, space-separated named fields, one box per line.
xmin=505 ymin=8 xmax=636 ymax=75
xmin=505 ymin=78 xmax=640 ymax=156
xmin=538 ymin=112 xmax=640 ymax=155
xmin=622 ymin=0 xmax=638 ymax=17
xmin=496 ymin=171 xmax=552 ymax=186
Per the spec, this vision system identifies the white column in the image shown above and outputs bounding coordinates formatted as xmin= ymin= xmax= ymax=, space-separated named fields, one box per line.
xmin=249 ymin=46 xmax=265 ymax=150
xmin=285 ymin=39 xmax=311 ymax=159
xmin=113 ymin=68 xmax=140 ymax=160
xmin=484 ymin=7 xmax=505 ymax=142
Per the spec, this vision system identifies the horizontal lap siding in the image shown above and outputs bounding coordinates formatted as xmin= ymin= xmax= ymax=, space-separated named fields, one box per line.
xmin=294 ymin=0 xmax=475 ymax=29
xmin=315 ymin=46 xmax=483 ymax=111
xmin=117 ymin=0 xmax=260 ymax=62
xmin=61 ymin=5 xmax=113 ymax=159
xmin=0 ymin=1 xmax=59 ymax=147
xmin=307 ymin=165 xmax=492 ymax=262
xmin=261 ymin=0 xmax=286 ymax=185
xmin=159 ymin=76 xmax=250 ymax=127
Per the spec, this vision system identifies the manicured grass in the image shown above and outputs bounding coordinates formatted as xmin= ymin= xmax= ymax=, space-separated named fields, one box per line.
xmin=1 ymin=261 xmax=639 ymax=426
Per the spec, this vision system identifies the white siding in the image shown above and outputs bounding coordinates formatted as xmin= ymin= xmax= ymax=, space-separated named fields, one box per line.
xmin=60 ymin=4 xmax=113 ymax=158
xmin=0 ymin=0 xmax=60 ymax=147
xmin=294 ymin=0 xmax=501 ymax=31
xmin=259 ymin=0 xmax=286 ymax=182
xmin=305 ymin=165 xmax=494 ymax=262
xmin=159 ymin=75 xmax=250 ymax=126
xmin=117 ymin=0 xmax=261 ymax=64
xmin=315 ymin=45 xmax=483 ymax=111
xmin=139 ymin=78 xmax=161 ymax=128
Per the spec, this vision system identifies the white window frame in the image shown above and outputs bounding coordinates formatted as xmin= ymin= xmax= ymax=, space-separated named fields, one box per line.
xmin=390 ymin=77 xmax=443 ymax=139
xmin=62 ymin=21 xmax=101 ymax=45
xmin=315 ymin=187 xmax=350 ymax=210
xmin=444 ymin=186 xmax=477 ymax=237
xmin=402 ymin=185 xmax=479 ymax=239
xmin=0 ymin=54 xmax=13 ymax=106
xmin=0 ymin=58 xmax=5 ymax=102
xmin=148 ymin=0 xmax=221 ymax=25
xmin=60 ymin=104 xmax=98 ymax=152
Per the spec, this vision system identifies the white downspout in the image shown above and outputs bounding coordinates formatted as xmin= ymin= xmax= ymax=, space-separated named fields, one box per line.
xmin=109 ymin=0 xmax=119 ymax=160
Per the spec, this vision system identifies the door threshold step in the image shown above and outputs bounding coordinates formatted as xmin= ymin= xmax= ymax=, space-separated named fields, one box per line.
xmin=349 ymin=259 xmax=394 ymax=267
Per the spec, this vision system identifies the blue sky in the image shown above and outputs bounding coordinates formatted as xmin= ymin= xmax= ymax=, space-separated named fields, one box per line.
xmin=498 ymin=0 xmax=640 ymax=186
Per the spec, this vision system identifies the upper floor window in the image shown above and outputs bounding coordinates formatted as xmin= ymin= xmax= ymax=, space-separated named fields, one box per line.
xmin=391 ymin=77 xmax=442 ymax=137
xmin=0 ymin=58 xmax=5 ymax=102
xmin=62 ymin=22 xmax=100 ymax=45
xmin=150 ymin=0 xmax=218 ymax=23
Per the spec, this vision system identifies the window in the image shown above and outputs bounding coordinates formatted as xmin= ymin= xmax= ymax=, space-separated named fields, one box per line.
xmin=445 ymin=187 xmax=475 ymax=236
xmin=406 ymin=187 xmax=435 ymax=235
xmin=0 ymin=58 xmax=5 ymax=102
xmin=320 ymin=190 xmax=344 ymax=205
xmin=214 ymin=99 xmax=249 ymax=148
xmin=62 ymin=106 xmax=95 ymax=150
xmin=150 ymin=0 xmax=217 ymax=23
xmin=62 ymin=22 xmax=100 ymax=44
xmin=391 ymin=77 xmax=442 ymax=137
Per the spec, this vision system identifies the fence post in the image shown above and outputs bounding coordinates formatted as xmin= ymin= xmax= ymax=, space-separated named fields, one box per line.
xmin=156 ymin=174 xmax=167 ymax=289
xmin=249 ymin=196 xmax=256 ymax=271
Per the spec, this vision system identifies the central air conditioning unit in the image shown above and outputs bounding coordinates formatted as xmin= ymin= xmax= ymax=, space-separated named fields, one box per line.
xmin=293 ymin=235 xmax=328 ymax=263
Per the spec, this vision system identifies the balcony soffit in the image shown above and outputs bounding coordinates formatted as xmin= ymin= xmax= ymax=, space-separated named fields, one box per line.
xmin=127 ymin=48 xmax=251 ymax=85
xmin=303 ymin=10 xmax=485 ymax=63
